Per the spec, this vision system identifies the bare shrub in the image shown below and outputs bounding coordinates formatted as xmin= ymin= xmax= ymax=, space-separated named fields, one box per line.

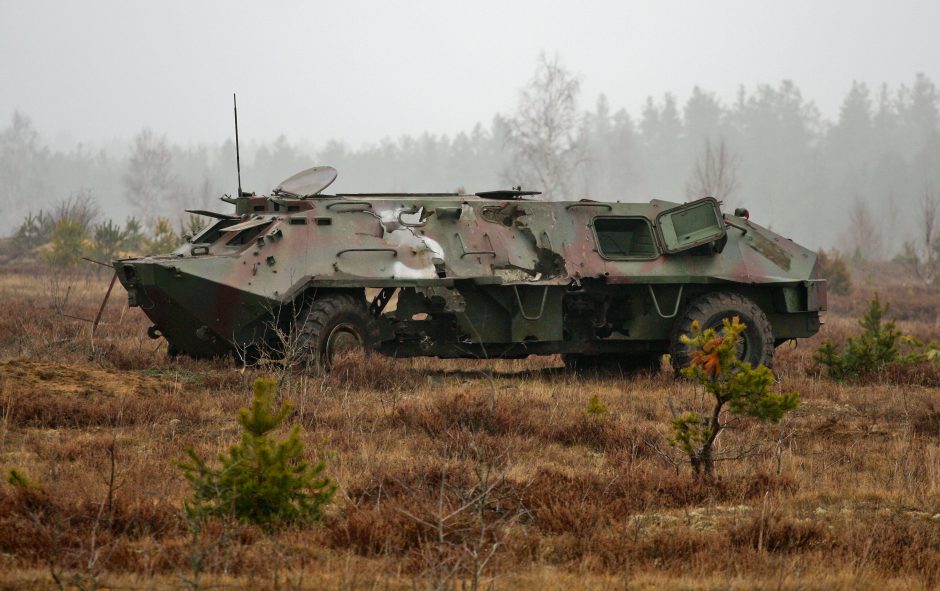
xmin=911 ymin=403 xmax=940 ymax=437
xmin=397 ymin=390 xmax=531 ymax=438
xmin=504 ymin=53 xmax=585 ymax=199
xmin=326 ymin=353 xmax=423 ymax=393
xmin=53 ymin=189 xmax=100 ymax=234
xmin=897 ymin=184 xmax=940 ymax=284
xmin=845 ymin=197 xmax=883 ymax=261
xmin=816 ymin=248 xmax=852 ymax=294
xmin=686 ymin=137 xmax=738 ymax=205
xmin=728 ymin=508 xmax=828 ymax=553
xmin=124 ymin=129 xmax=176 ymax=224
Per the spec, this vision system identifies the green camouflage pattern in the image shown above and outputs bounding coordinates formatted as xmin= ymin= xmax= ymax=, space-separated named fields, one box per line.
xmin=115 ymin=169 xmax=825 ymax=361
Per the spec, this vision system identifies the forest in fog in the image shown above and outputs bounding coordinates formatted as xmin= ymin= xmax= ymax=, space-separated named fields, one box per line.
xmin=1 ymin=59 xmax=938 ymax=257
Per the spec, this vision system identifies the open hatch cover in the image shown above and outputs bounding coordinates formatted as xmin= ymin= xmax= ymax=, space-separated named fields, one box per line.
xmin=274 ymin=166 xmax=338 ymax=198
xmin=655 ymin=197 xmax=726 ymax=253
xmin=475 ymin=189 xmax=542 ymax=199
xmin=186 ymin=209 xmax=239 ymax=220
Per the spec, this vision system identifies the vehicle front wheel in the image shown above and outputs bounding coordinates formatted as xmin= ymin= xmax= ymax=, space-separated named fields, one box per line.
xmin=669 ymin=292 xmax=774 ymax=373
xmin=296 ymin=293 xmax=379 ymax=370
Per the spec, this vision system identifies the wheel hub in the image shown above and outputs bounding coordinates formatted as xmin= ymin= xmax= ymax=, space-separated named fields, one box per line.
xmin=711 ymin=320 xmax=751 ymax=361
xmin=325 ymin=323 xmax=364 ymax=362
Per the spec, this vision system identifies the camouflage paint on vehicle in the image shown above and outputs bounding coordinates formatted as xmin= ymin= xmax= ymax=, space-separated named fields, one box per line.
xmin=115 ymin=167 xmax=825 ymax=363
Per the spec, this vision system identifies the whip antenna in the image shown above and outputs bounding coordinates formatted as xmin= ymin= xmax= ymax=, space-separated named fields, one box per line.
xmin=234 ymin=93 xmax=242 ymax=197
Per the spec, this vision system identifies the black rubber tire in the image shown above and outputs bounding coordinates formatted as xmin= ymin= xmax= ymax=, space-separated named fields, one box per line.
xmin=669 ymin=292 xmax=774 ymax=372
xmin=296 ymin=293 xmax=379 ymax=369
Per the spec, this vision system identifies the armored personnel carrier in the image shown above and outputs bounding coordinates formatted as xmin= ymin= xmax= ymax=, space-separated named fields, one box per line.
xmin=115 ymin=166 xmax=825 ymax=370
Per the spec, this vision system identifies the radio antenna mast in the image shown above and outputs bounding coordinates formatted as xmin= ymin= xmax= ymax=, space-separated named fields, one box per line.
xmin=234 ymin=93 xmax=243 ymax=198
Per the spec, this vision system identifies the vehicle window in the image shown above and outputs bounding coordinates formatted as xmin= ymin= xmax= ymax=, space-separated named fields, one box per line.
xmin=593 ymin=217 xmax=657 ymax=259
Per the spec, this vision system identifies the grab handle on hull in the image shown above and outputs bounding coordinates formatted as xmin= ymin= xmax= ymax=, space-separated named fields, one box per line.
xmin=647 ymin=284 xmax=684 ymax=319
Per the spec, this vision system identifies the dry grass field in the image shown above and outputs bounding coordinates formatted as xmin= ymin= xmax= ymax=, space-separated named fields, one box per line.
xmin=0 ymin=264 xmax=938 ymax=590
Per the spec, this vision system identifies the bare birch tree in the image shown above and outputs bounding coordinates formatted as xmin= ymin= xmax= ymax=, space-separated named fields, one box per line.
xmin=846 ymin=196 xmax=884 ymax=261
xmin=503 ymin=54 xmax=585 ymax=200
xmin=123 ymin=129 xmax=176 ymax=224
xmin=686 ymin=137 xmax=738 ymax=205
xmin=899 ymin=183 xmax=939 ymax=283
xmin=0 ymin=112 xmax=50 ymax=227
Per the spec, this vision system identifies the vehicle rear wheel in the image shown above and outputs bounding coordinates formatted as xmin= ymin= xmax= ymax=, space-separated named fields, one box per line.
xmin=669 ymin=292 xmax=774 ymax=373
xmin=296 ymin=293 xmax=379 ymax=370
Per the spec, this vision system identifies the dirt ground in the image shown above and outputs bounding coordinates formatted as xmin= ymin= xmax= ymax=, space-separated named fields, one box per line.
xmin=0 ymin=264 xmax=938 ymax=590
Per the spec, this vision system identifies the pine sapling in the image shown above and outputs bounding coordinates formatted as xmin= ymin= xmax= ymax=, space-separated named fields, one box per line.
xmin=179 ymin=378 xmax=335 ymax=531
xmin=672 ymin=316 xmax=799 ymax=478
xmin=814 ymin=294 xmax=927 ymax=379
xmin=585 ymin=394 xmax=608 ymax=418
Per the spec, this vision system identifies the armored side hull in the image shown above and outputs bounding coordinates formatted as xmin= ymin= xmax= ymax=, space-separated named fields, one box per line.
xmin=116 ymin=190 xmax=826 ymax=362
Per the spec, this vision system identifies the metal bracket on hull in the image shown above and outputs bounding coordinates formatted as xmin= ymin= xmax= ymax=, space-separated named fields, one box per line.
xmin=512 ymin=285 xmax=550 ymax=321
xmin=327 ymin=202 xmax=373 ymax=213
xmin=565 ymin=202 xmax=613 ymax=211
xmin=647 ymin=284 xmax=684 ymax=319
xmin=455 ymin=233 xmax=496 ymax=259
xmin=336 ymin=248 xmax=398 ymax=257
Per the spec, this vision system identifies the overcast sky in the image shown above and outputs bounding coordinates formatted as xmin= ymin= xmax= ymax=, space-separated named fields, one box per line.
xmin=2 ymin=0 xmax=938 ymax=149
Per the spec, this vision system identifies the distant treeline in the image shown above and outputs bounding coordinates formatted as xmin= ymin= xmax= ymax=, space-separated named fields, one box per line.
xmin=1 ymin=69 xmax=938 ymax=257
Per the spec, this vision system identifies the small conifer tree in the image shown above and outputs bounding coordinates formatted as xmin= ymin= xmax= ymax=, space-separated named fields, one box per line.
xmin=14 ymin=210 xmax=54 ymax=255
xmin=92 ymin=219 xmax=127 ymax=263
xmin=673 ymin=316 xmax=799 ymax=477
xmin=44 ymin=218 xmax=88 ymax=268
xmin=585 ymin=394 xmax=608 ymax=418
xmin=146 ymin=217 xmax=180 ymax=255
xmin=123 ymin=217 xmax=145 ymax=251
xmin=179 ymin=378 xmax=335 ymax=530
xmin=7 ymin=468 xmax=39 ymax=489
xmin=814 ymin=295 xmax=924 ymax=380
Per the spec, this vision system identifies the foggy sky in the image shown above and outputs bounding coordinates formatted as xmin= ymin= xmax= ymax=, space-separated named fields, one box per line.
xmin=2 ymin=0 xmax=939 ymax=149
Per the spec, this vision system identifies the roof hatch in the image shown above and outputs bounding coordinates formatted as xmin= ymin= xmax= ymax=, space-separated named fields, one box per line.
xmin=274 ymin=166 xmax=338 ymax=198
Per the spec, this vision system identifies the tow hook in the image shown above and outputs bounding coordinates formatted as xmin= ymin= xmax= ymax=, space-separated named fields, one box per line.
xmin=147 ymin=325 xmax=163 ymax=339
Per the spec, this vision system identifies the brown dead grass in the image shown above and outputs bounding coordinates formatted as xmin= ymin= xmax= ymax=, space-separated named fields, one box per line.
xmin=0 ymin=267 xmax=938 ymax=590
